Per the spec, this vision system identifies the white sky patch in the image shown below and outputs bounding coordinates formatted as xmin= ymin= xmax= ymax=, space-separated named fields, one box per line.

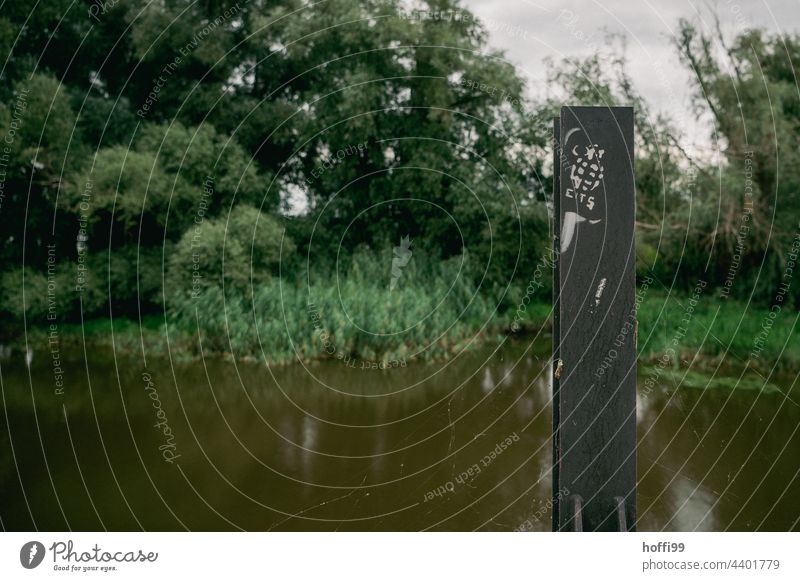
xmin=462 ymin=0 xmax=799 ymax=161
xmin=283 ymin=182 xmax=309 ymax=216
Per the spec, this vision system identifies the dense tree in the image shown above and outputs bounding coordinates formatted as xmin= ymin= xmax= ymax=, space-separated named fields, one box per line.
xmin=0 ymin=0 xmax=540 ymax=327
xmin=675 ymin=19 xmax=800 ymax=306
xmin=1 ymin=1 xmax=798 ymax=334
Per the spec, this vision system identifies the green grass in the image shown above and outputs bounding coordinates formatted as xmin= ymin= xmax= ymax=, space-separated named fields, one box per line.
xmin=168 ymin=249 xmax=509 ymax=364
xmin=9 ymin=278 xmax=798 ymax=377
xmin=20 ymin=314 xmax=171 ymax=360
xmin=636 ymin=291 xmax=800 ymax=373
xmin=657 ymin=369 xmax=783 ymax=394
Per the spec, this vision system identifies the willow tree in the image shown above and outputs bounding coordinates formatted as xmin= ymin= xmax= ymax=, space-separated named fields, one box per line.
xmin=675 ymin=19 xmax=800 ymax=306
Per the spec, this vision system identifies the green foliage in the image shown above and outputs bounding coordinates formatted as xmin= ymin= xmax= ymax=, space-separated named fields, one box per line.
xmin=66 ymin=145 xmax=195 ymax=236
xmin=674 ymin=20 xmax=800 ymax=306
xmin=0 ymin=245 xmax=167 ymax=322
xmin=166 ymin=204 xmax=292 ymax=299
xmin=5 ymin=73 xmax=79 ymax=171
xmin=0 ymin=267 xmax=56 ymax=322
xmin=637 ymin=292 xmax=800 ymax=372
xmin=169 ymin=248 xmax=500 ymax=363
xmin=1 ymin=1 xmax=798 ymax=372
xmin=136 ymin=122 xmax=271 ymax=211
xmin=656 ymin=369 xmax=782 ymax=394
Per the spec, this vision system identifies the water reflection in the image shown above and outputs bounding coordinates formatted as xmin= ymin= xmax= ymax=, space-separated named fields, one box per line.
xmin=0 ymin=337 xmax=797 ymax=531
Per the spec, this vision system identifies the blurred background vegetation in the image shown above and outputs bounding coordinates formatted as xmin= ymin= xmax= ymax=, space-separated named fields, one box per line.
xmin=0 ymin=0 xmax=798 ymax=366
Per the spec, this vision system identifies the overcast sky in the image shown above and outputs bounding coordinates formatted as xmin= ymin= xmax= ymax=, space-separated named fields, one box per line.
xmin=461 ymin=0 xmax=800 ymax=158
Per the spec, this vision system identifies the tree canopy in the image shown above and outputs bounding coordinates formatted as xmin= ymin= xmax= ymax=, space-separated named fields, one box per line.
xmin=1 ymin=1 xmax=798 ymax=332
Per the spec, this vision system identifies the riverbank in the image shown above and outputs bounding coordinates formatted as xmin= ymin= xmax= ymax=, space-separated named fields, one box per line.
xmin=636 ymin=291 xmax=799 ymax=373
xmin=3 ymin=290 xmax=797 ymax=376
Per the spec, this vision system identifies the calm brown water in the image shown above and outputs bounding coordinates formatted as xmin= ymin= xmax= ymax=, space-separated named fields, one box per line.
xmin=1 ymin=337 xmax=798 ymax=531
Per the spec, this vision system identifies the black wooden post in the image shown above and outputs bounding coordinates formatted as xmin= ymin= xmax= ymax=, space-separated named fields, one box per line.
xmin=552 ymin=106 xmax=637 ymax=532
xmin=551 ymin=116 xmax=562 ymax=533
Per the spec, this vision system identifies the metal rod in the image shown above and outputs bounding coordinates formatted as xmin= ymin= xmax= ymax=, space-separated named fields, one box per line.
xmin=572 ymin=495 xmax=584 ymax=532
xmin=614 ymin=496 xmax=628 ymax=532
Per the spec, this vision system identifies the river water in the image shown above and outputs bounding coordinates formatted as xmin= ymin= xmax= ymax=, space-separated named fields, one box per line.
xmin=1 ymin=336 xmax=798 ymax=531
